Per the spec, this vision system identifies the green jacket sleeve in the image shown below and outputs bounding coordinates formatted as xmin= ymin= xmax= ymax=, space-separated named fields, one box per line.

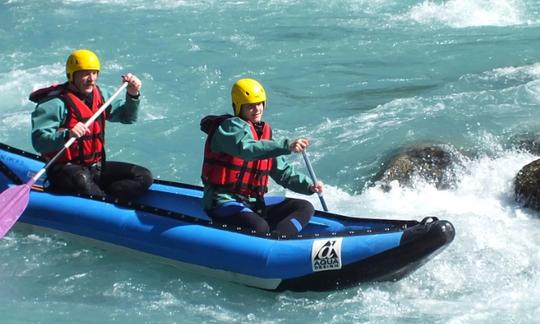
xmin=102 ymin=88 xmax=140 ymax=124
xmin=210 ymin=117 xmax=290 ymax=160
xmin=31 ymin=98 xmax=70 ymax=154
xmin=270 ymin=155 xmax=314 ymax=195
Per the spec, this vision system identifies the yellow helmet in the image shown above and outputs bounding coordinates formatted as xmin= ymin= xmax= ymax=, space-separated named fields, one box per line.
xmin=231 ymin=78 xmax=266 ymax=116
xmin=66 ymin=49 xmax=101 ymax=82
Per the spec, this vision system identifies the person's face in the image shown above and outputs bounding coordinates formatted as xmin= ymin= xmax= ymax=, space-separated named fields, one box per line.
xmin=72 ymin=70 xmax=98 ymax=95
xmin=240 ymin=102 xmax=264 ymax=123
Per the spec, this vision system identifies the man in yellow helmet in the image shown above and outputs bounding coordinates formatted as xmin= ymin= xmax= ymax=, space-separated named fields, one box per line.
xmin=30 ymin=49 xmax=152 ymax=199
xmin=200 ymin=78 xmax=323 ymax=236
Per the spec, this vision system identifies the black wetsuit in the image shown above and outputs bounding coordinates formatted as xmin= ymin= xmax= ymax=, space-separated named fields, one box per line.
xmin=47 ymin=161 xmax=153 ymax=200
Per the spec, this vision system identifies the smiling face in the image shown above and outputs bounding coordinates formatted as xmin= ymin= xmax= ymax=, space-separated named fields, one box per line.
xmin=71 ymin=70 xmax=98 ymax=95
xmin=239 ymin=101 xmax=265 ymax=123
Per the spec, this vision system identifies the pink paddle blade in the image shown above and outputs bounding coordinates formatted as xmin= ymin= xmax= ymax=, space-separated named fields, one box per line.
xmin=0 ymin=183 xmax=32 ymax=238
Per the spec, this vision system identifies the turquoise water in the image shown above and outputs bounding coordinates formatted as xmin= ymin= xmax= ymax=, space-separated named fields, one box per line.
xmin=1 ymin=0 xmax=540 ymax=322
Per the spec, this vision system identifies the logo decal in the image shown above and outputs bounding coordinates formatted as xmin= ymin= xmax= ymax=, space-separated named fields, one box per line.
xmin=311 ymin=238 xmax=343 ymax=272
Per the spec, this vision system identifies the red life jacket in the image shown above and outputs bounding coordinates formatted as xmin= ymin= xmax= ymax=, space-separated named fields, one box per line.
xmin=29 ymin=83 xmax=107 ymax=165
xmin=201 ymin=115 xmax=273 ymax=198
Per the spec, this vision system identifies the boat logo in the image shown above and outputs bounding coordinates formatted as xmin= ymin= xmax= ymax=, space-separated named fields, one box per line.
xmin=311 ymin=238 xmax=343 ymax=272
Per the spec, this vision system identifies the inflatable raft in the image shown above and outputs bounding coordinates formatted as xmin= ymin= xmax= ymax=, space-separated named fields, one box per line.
xmin=0 ymin=143 xmax=455 ymax=291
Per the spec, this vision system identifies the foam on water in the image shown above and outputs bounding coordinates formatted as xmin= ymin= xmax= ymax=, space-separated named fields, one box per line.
xmin=0 ymin=63 xmax=63 ymax=109
xmin=490 ymin=62 xmax=540 ymax=79
xmin=403 ymin=0 xmax=530 ymax=28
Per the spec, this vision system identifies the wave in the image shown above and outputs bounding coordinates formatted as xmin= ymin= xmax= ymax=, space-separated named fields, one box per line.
xmin=402 ymin=0 xmax=531 ymax=28
xmin=0 ymin=63 xmax=63 ymax=111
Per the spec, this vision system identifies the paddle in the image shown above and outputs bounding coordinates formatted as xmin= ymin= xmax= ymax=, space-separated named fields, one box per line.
xmin=0 ymin=82 xmax=128 ymax=238
xmin=302 ymin=151 xmax=328 ymax=212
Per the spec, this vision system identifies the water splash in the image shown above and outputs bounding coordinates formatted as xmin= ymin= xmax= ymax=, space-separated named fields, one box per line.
xmin=404 ymin=0 xmax=529 ymax=28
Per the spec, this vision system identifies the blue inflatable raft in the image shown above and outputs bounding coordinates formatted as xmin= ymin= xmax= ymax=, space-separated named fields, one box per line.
xmin=0 ymin=143 xmax=455 ymax=291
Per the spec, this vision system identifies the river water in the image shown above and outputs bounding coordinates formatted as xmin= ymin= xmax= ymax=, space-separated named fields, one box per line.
xmin=1 ymin=0 xmax=540 ymax=322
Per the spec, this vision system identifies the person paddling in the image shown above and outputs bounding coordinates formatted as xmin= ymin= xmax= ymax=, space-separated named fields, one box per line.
xmin=200 ymin=78 xmax=323 ymax=235
xmin=30 ymin=49 xmax=152 ymax=199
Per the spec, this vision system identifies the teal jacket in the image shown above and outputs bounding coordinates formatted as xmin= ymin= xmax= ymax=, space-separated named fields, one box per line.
xmin=31 ymin=86 xmax=140 ymax=154
xmin=202 ymin=116 xmax=314 ymax=210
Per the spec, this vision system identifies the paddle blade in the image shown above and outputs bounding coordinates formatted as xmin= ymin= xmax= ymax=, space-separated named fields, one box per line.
xmin=0 ymin=183 xmax=32 ymax=238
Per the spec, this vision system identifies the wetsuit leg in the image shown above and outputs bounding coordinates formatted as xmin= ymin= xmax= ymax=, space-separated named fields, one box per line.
xmin=99 ymin=161 xmax=153 ymax=199
xmin=47 ymin=163 xmax=105 ymax=196
xmin=207 ymin=201 xmax=270 ymax=233
xmin=265 ymin=198 xmax=314 ymax=235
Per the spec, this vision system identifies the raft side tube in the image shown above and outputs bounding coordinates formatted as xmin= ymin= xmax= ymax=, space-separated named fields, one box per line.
xmin=275 ymin=218 xmax=455 ymax=291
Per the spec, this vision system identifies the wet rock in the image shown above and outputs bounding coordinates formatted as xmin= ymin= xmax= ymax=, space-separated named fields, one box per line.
xmin=372 ymin=144 xmax=462 ymax=191
xmin=514 ymin=159 xmax=540 ymax=210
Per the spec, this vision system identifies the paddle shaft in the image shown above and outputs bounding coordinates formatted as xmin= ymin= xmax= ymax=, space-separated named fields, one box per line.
xmin=301 ymin=151 xmax=328 ymax=212
xmin=32 ymin=82 xmax=128 ymax=182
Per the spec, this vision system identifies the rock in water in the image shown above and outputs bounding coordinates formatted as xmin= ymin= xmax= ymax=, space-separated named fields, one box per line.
xmin=515 ymin=159 xmax=540 ymax=210
xmin=373 ymin=144 xmax=462 ymax=191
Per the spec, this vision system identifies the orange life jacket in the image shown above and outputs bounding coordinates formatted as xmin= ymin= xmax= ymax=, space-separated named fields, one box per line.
xmin=29 ymin=83 xmax=106 ymax=165
xmin=201 ymin=115 xmax=273 ymax=198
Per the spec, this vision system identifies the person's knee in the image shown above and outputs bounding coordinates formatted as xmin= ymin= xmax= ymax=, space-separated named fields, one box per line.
xmin=106 ymin=164 xmax=153 ymax=199
xmin=253 ymin=220 xmax=270 ymax=233
xmin=302 ymin=200 xmax=315 ymax=215
xmin=134 ymin=166 xmax=153 ymax=189
xmin=73 ymin=169 xmax=104 ymax=195
xmin=291 ymin=199 xmax=314 ymax=217
xmin=49 ymin=166 xmax=103 ymax=196
xmin=72 ymin=169 xmax=92 ymax=187
xmin=274 ymin=199 xmax=314 ymax=235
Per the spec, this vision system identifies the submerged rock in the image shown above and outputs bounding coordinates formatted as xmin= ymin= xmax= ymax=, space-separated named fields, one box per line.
xmin=372 ymin=143 xmax=463 ymax=191
xmin=515 ymin=159 xmax=540 ymax=210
